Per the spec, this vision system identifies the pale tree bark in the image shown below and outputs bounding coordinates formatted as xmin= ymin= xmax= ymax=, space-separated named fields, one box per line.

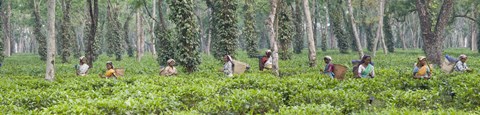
xmin=373 ymin=0 xmax=386 ymax=56
xmin=472 ymin=22 xmax=477 ymax=51
xmin=267 ymin=0 xmax=279 ymax=76
xmin=150 ymin=0 xmax=156 ymax=55
xmin=1 ymin=0 xmax=11 ymax=57
xmin=347 ymin=0 xmax=364 ymax=58
xmin=46 ymin=0 xmax=56 ymax=81
xmin=303 ymin=0 xmax=316 ymax=67
xmin=136 ymin=10 xmax=145 ymax=62
xmin=415 ymin=0 xmax=454 ymax=65
xmin=399 ymin=23 xmax=407 ymax=50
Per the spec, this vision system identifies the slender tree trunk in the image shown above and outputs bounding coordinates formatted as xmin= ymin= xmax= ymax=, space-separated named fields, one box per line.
xmin=304 ymin=0 xmax=317 ymax=67
xmin=267 ymin=0 xmax=279 ymax=76
xmin=150 ymin=0 xmax=156 ymax=55
xmin=60 ymin=0 xmax=73 ymax=63
xmin=1 ymin=0 xmax=11 ymax=57
xmin=136 ymin=10 xmax=145 ymax=62
xmin=399 ymin=23 xmax=407 ymax=50
xmin=373 ymin=0 xmax=385 ymax=56
xmin=415 ymin=0 xmax=454 ymax=65
xmin=46 ymin=0 xmax=56 ymax=81
xmin=124 ymin=11 xmax=134 ymax=57
xmin=86 ymin=0 xmax=99 ymax=68
xmin=471 ymin=20 xmax=477 ymax=51
xmin=347 ymin=0 xmax=364 ymax=58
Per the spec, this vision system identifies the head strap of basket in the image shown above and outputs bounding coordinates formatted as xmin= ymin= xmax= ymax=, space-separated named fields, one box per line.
xmin=459 ymin=54 xmax=467 ymax=59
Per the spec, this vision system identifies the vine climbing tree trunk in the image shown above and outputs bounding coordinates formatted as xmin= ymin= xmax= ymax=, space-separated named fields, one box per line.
xmin=304 ymin=0 xmax=316 ymax=67
xmin=45 ymin=0 xmax=56 ymax=81
xmin=415 ymin=0 xmax=454 ymax=65
xmin=348 ymin=0 xmax=364 ymax=58
xmin=267 ymin=0 xmax=279 ymax=76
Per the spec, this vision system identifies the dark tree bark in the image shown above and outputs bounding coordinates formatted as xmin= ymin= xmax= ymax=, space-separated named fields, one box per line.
xmin=415 ymin=0 xmax=454 ymax=65
xmin=86 ymin=0 xmax=99 ymax=68
xmin=60 ymin=0 xmax=73 ymax=63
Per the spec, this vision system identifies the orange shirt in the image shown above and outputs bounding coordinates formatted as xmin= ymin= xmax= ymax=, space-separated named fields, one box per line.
xmin=105 ymin=69 xmax=116 ymax=78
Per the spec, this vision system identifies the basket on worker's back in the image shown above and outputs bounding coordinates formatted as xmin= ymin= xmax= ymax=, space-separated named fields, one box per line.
xmin=232 ymin=60 xmax=250 ymax=74
xmin=114 ymin=68 xmax=125 ymax=77
xmin=333 ymin=64 xmax=347 ymax=80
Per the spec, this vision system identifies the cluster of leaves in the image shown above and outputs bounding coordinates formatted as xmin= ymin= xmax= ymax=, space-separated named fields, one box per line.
xmin=243 ymin=0 xmax=258 ymax=58
xmin=211 ymin=0 xmax=238 ymax=59
xmin=277 ymin=1 xmax=295 ymax=60
xmin=169 ymin=0 xmax=201 ymax=73
xmin=155 ymin=28 xmax=177 ymax=66
xmin=1 ymin=49 xmax=480 ymax=114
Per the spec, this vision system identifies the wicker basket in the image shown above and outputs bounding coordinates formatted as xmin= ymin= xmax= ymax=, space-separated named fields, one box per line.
xmin=232 ymin=60 xmax=249 ymax=74
xmin=114 ymin=68 xmax=125 ymax=77
xmin=333 ymin=64 xmax=347 ymax=80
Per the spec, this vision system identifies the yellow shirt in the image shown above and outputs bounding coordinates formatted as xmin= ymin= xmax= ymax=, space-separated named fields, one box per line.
xmin=105 ymin=69 xmax=116 ymax=78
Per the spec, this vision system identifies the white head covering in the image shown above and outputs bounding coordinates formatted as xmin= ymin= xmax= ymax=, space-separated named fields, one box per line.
xmin=418 ymin=56 xmax=426 ymax=61
xmin=79 ymin=56 xmax=85 ymax=60
xmin=324 ymin=56 xmax=332 ymax=60
xmin=266 ymin=50 xmax=271 ymax=53
xmin=459 ymin=54 xmax=467 ymax=59
xmin=167 ymin=59 xmax=175 ymax=64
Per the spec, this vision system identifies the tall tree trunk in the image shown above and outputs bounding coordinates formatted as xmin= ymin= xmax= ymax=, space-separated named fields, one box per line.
xmin=293 ymin=0 xmax=305 ymax=54
xmin=347 ymin=0 xmax=364 ymax=58
xmin=46 ymin=0 xmax=56 ymax=81
xmin=1 ymin=0 xmax=11 ymax=57
xmin=150 ymin=0 xmax=156 ymax=55
xmin=304 ymin=0 xmax=317 ymax=67
xmin=471 ymin=13 xmax=477 ymax=51
xmin=373 ymin=0 xmax=386 ymax=56
xmin=124 ymin=10 xmax=134 ymax=57
xmin=415 ymin=0 xmax=454 ymax=65
xmin=136 ymin=10 xmax=145 ymax=62
xmin=267 ymin=0 xmax=279 ymax=76
xmin=60 ymin=0 xmax=73 ymax=63
xmin=328 ymin=0 xmax=349 ymax=53
xmin=86 ymin=0 xmax=99 ymax=68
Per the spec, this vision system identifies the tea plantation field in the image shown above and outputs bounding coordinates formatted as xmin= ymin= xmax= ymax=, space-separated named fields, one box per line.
xmin=1 ymin=49 xmax=479 ymax=114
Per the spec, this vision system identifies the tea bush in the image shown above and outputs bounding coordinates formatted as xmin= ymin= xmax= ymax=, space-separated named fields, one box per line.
xmin=0 ymin=49 xmax=479 ymax=114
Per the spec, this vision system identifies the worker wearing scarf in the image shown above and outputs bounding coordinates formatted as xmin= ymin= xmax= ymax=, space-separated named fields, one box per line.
xmin=77 ymin=56 xmax=89 ymax=76
xmin=160 ymin=59 xmax=178 ymax=76
xmin=454 ymin=54 xmax=470 ymax=72
xmin=413 ymin=56 xmax=431 ymax=79
xmin=223 ymin=55 xmax=234 ymax=77
xmin=322 ymin=56 xmax=335 ymax=78
xmin=357 ymin=55 xmax=375 ymax=78
xmin=99 ymin=61 xmax=116 ymax=79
